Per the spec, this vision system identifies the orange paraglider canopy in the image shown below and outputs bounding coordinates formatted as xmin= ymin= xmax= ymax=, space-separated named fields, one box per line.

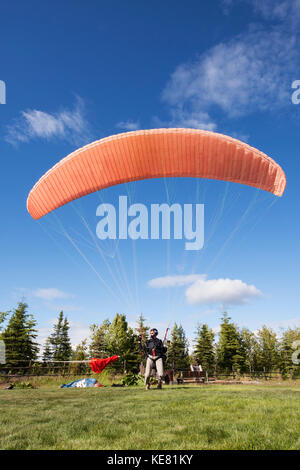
xmin=27 ymin=128 xmax=286 ymax=219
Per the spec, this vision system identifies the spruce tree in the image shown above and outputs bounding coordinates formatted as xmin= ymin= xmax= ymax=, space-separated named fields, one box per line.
xmin=166 ymin=323 xmax=190 ymax=372
xmin=49 ymin=311 xmax=72 ymax=361
xmin=42 ymin=337 xmax=53 ymax=362
xmin=135 ymin=314 xmax=149 ymax=343
xmin=194 ymin=323 xmax=215 ymax=373
xmin=50 ymin=311 xmax=63 ymax=360
xmin=61 ymin=317 xmax=72 ymax=360
xmin=89 ymin=319 xmax=111 ymax=358
xmin=217 ymin=312 xmax=245 ymax=373
xmin=2 ymin=302 xmax=39 ymax=368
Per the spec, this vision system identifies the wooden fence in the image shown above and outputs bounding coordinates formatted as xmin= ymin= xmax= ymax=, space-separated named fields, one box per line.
xmin=1 ymin=361 xmax=299 ymax=381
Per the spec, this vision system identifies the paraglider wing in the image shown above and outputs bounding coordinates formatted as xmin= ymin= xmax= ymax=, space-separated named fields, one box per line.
xmin=89 ymin=355 xmax=119 ymax=374
xmin=27 ymin=129 xmax=286 ymax=220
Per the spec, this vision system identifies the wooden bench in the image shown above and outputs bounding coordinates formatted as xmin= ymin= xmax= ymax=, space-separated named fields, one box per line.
xmin=177 ymin=366 xmax=207 ymax=384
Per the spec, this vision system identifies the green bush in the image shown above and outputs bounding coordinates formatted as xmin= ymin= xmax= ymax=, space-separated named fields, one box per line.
xmin=13 ymin=381 xmax=36 ymax=389
xmin=121 ymin=373 xmax=143 ymax=386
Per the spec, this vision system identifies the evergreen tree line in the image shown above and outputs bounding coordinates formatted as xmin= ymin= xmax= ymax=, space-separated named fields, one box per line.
xmin=0 ymin=303 xmax=299 ymax=378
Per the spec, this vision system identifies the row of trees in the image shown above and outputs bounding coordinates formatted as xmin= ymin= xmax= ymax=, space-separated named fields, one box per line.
xmin=194 ymin=314 xmax=300 ymax=377
xmin=1 ymin=302 xmax=299 ymax=378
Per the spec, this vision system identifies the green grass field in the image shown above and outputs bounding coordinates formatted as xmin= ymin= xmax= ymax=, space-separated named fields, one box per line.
xmin=0 ymin=383 xmax=300 ymax=450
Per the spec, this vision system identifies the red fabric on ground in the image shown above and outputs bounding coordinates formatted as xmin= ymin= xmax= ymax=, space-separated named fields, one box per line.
xmin=89 ymin=355 xmax=119 ymax=374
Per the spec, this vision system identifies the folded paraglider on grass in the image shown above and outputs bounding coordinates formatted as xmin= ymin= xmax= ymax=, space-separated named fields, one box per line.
xmin=61 ymin=378 xmax=102 ymax=388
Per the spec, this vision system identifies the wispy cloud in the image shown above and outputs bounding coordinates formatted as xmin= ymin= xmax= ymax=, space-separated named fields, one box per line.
xmin=148 ymin=274 xmax=205 ymax=288
xmin=162 ymin=28 xmax=297 ymax=122
xmin=251 ymin=0 xmax=291 ymax=20
xmin=5 ymin=96 xmax=92 ymax=146
xmin=267 ymin=318 xmax=300 ymax=332
xmin=230 ymin=132 xmax=250 ymax=143
xmin=33 ymin=288 xmax=71 ymax=301
xmin=116 ymin=120 xmax=140 ymax=131
xmin=222 ymin=0 xmax=300 ymax=27
xmin=246 ymin=0 xmax=300 ymax=25
xmin=153 ymin=110 xmax=217 ymax=131
xmin=148 ymin=274 xmax=262 ymax=306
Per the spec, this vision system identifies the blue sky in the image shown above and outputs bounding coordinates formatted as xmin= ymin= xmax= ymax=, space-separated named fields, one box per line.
xmin=0 ymin=0 xmax=300 ymax=349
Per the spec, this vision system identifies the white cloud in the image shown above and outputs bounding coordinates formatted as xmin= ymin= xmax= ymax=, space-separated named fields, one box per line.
xmin=5 ymin=96 xmax=91 ymax=146
xmin=186 ymin=278 xmax=262 ymax=306
xmin=148 ymin=274 xmax=262 ymax=306
xmin=33 ymin=288 xmax=70 ymax=301
xmin=162 ymin=28 xmax=297 ymax=120
xmin=116 ymin=120 xmax=140 ymax=131
xmin=148 ymin=274 xmax=205 ymax=288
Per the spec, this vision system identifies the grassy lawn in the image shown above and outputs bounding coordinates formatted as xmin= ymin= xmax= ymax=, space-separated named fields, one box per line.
xmin=0 ymin=384 xmax=300 ymax=450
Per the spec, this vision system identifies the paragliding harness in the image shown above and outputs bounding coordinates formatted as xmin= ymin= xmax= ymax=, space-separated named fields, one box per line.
xmin=139 ymin=326 xmax=169 ymax=368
